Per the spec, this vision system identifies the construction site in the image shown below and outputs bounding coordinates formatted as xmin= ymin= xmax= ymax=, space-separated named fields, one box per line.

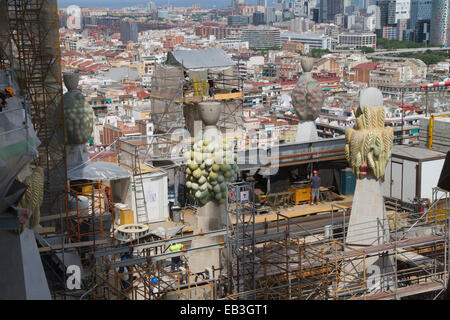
xmin=1 ymin=0 xmax=450 ymax=302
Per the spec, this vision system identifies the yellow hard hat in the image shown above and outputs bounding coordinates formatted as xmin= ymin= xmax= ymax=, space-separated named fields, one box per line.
xmin=5 ymin=87 xmax=14 ymax=97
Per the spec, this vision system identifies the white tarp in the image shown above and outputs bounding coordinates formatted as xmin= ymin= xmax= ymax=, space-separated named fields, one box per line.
xmin=0 ymin=94 xmax=40 ymax=203
xmin=67 ymin=161 xmax=131 ymax=181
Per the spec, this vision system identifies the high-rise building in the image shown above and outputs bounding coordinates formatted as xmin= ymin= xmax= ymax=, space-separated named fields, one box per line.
xmin=265 ymin=6 xmax=276 ymax=24
xmin=410 ymin=0 xmax=432 ymax=28
xmin=397 ymin=18 xmax=410 ymax=40
xmin=253 ymin=12 xmax=265 ymax=25
xmin=430 ymin=0 xmax=450 ymax=45
xmin=395 ymin=0 xmax=411 ymax=22
xmin=415 ymin=19 xmax=431 ymax=43
xmin=228 ymin=15 xmax=250 ymax=26
xmin=257 ymin=0 xmax=267 ymax=7
xmin=312 ymin=8 xmax=320 ymax=22
xmin=242 ymin=27 xmax=281 ymax=49
xmin=293 ymin=0 xmax=309 ymax=17
xmin=120 ymin=21 xmax=138 ymax=44
xmin=320 ymin=0 xmax=344 ymax=22
xmin=377 ymin=0 xmax=397 ymax=27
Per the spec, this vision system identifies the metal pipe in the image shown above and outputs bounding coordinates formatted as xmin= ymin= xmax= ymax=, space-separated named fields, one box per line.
xmin=267 ymin=148 xmax=345 ymax=161
xmin=106 ymin=242 xmax=225 ymax=269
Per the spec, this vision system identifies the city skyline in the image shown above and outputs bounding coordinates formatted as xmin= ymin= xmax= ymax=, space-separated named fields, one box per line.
xmin=58 ymin=0 xmax=274 ymax=9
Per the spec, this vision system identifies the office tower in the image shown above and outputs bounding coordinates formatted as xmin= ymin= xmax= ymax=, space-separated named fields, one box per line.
xmin=430 ymin=0 xmax=449 ymax=45
xmin=242 ymin=28 xmax=281 ymax=49
xmin=312 ymin=8 xmax=320 ymax=22
xmin=378 ymin=0 xmax=397 ymax=27
xmin=410 ymin=0 xmax=432 ymax=29
xmin=320 ymin=0 xmax=344 ymax=22
xmin=120 ymin=21 xmax=138 ymax=44
xmin=415 ymin=19 xmax=431 ymax=43
xmin=253 ymin=12 xmax=265 ymax=25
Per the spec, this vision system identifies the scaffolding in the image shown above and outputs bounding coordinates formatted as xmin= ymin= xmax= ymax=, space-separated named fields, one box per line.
xmin=82 ymin=229 xmax=227 ymax=300
xmin=0 ymin=0 xmax=70 ymax=299
xmin=66 ymin=181 xmax=114 ymax=245
xmin=54 ymin=181 xmax=449 ymax=301
xmin=150 ymin=62 xmax=244 ymax=136
xmin=116 ymin=133 xmax=188 ymax=221
xmin=226 ymin=181 xmax=256 ymax=296
xmin=225 ymin=187 xmax=449 ymax=300
xmin=6 ymin=0 xmax=68 ymax=218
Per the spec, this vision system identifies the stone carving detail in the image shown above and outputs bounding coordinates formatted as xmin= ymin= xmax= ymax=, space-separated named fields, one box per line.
xmin=345 ymin=106 xmax=394 ymax=180
xmin=291 ymin=57 xmax=325 ymax=121
xmin=184 ymin=102 xmax=237 ymax=205
xmin=59 ymin=72 xmax=93 ymax=145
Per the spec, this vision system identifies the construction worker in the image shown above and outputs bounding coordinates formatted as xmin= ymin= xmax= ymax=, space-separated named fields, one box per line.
xmin=118 ymin=255 xmax=131 ymax=291
xmin=169 ymin=243 xmax=184 ymax=272
xmin=118 ymin=252 xmax=135 ymax=292
xmin=0 ymin=87 xmax=14 ymax=111
xmin=310 ymin=170 xmax=321 ymax=206
xmin=208 ymin=78 xmax=214 ymax=97
xmin=151 ymin=277 xmax=160 ymax=299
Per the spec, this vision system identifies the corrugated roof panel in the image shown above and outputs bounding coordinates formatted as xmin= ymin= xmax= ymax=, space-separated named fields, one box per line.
xmin=168 ymin=48 xmax=235 ymax=70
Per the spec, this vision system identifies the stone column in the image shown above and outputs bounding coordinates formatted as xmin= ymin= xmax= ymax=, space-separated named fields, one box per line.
xmin=188 ymin=201 xmax=227 ymax=274
xmin=343 ymin=88 xmax=396 ymax=292
xmin=187 ymin=101 xmax=227 ymax=274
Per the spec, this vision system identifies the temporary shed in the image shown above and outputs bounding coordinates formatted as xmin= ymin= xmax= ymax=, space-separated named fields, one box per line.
xmin=383 ymin=145 xmax=446 ymax=203
xmin=130 ymin=167 xmax=169 ymax=224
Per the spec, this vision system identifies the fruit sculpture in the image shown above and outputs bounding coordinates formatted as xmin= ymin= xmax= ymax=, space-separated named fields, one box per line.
xmin=184 ymin=138 xmax=238 ymax=205
xmin=60 ymin=72 xmax=93 ymax=145
xmin=345 ymin=106 xmax=394 ymax=180
xmin=291 ymin=57 xmax=325 ymax=121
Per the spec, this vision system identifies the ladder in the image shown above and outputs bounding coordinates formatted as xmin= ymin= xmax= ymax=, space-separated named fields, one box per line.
xmin=117 ymin=140 xmax=149 ymax=224
xmin=132 ymin=146 xmax=148 ymax=224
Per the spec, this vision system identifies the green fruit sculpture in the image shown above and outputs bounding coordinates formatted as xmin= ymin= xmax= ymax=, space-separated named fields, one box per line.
xmin=59 ymin=72 xmax=93 ymax=145
xmin=184 ymin=139 xmax=238 ymax=205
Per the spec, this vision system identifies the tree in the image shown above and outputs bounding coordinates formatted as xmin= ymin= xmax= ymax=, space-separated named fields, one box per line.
xmin=306 ymin=48 xmax=331 ymax=58
xmin=361 ymin=46 xmax=375 ymax=54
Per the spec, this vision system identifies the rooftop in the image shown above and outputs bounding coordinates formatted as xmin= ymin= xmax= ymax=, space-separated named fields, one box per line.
xmin=392 ymin=145 xmax=446 ymax=162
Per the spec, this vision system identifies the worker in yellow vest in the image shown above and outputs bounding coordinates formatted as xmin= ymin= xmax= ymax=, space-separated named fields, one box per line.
xmin=169 ymin=243 xmax=184 ymax=272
